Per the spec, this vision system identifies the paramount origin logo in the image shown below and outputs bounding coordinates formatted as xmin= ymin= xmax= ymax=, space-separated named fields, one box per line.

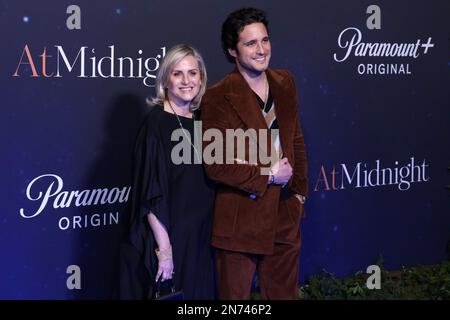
xmin=333 ymin=5 xmax=435 ymax=75
xmin=20 ymin=174 xmax=130 ymax=231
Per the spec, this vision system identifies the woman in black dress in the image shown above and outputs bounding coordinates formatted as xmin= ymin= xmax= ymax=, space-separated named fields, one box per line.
xmin=121 ymin=44 xmax=215 ymax=299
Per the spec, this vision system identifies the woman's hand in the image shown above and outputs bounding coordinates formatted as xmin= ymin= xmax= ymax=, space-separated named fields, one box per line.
xmin=147 ymin=213 xmax=174 ymax=282
xmin=155 ymin=246 xmax=174 ymax=282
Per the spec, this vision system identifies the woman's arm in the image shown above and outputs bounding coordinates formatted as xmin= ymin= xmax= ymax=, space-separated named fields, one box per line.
xmin=147 ymin=212 xmax=173 ymax=282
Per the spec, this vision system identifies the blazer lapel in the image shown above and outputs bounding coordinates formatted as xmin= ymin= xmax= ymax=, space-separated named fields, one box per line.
xmin=224 ymin=70 xmax=268 ymax=131
xmin=267 ymin=69 xmax=296 ymax=159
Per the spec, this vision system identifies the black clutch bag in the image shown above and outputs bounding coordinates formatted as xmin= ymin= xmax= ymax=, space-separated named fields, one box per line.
xmin=154 ymin=279 xmax=184 ymax=300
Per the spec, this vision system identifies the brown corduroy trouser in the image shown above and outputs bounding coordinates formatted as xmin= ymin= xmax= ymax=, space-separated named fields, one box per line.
xmin=215 ymin=197 xmax=302 ymax=300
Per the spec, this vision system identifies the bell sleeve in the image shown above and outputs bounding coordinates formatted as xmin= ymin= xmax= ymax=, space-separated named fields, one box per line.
xmin=122 ymin=116 xmax=170 ymax=299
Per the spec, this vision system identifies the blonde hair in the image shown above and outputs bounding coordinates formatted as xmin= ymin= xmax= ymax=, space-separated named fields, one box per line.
xmin=148 ymin=44 xmax=207 ymax=111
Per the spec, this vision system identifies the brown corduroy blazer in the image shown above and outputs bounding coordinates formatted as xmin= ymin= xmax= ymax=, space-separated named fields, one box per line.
xmin=201 ymin=68 xmax=308 ymax=254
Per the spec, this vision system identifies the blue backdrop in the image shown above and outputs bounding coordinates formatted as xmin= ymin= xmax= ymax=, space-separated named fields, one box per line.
xmin=1 ymin=0 xmax=449 ymax=299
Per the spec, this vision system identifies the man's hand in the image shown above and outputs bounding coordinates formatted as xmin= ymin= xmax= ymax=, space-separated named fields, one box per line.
xmin=270 ymin=157 xmax=293 ymax=185
xmin=294 ymin=194 xmax=306 ymax=204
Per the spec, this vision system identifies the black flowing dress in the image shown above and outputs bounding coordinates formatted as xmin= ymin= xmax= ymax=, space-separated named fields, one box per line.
xmin=120 ymin=105 xmax=215 ymax=300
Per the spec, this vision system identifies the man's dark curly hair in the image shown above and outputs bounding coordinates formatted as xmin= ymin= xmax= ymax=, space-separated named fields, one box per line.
xmin=221 ymin=8 xmax=269 ymax=63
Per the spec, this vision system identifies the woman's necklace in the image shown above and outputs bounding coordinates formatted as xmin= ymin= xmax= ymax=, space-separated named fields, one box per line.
xmin=166 ymin=99 xmax=201 ymax=163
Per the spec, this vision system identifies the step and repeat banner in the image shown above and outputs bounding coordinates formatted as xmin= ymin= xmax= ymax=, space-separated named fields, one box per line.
xmin=1 ymin=0 xmax=449 ymax=299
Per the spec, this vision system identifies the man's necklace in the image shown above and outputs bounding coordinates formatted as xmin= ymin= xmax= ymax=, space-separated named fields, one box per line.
xmin=166 ymin=99 xmax=201 ymax=163
xmin=262 ymin=77 xmax=269 ymax=113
